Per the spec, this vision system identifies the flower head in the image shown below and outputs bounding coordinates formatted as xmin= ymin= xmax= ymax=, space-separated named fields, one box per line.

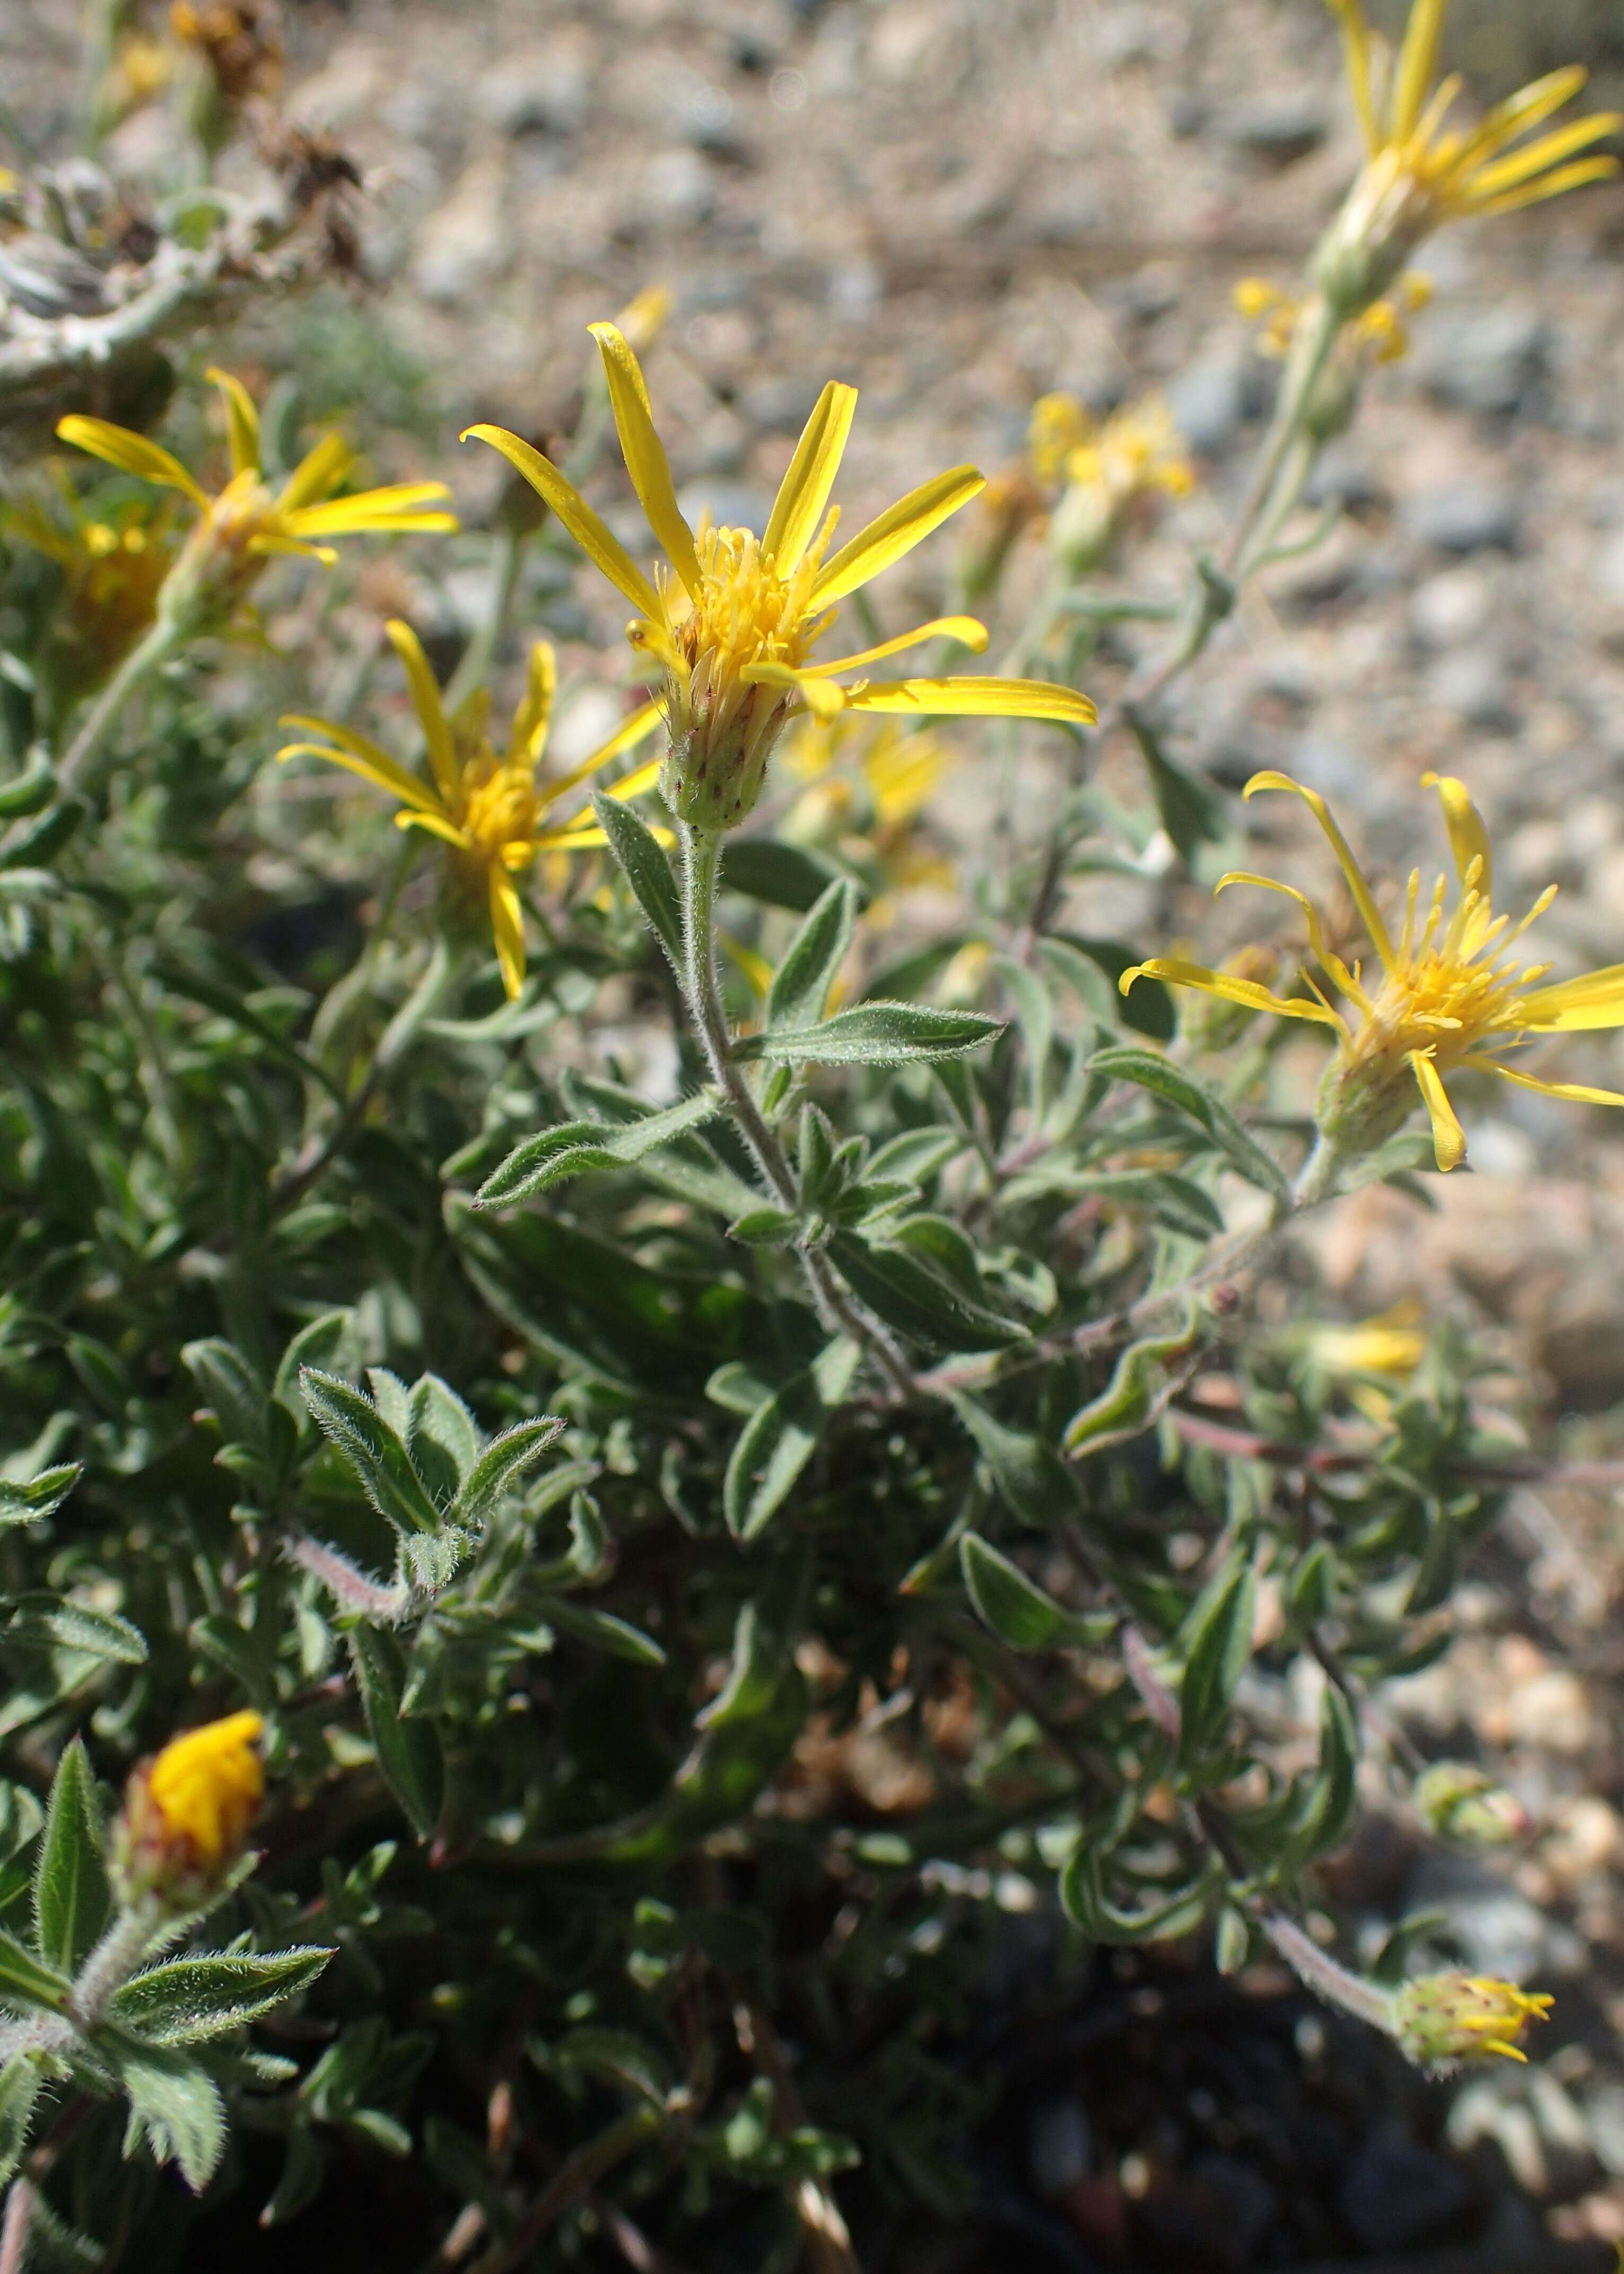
xmin=57 ymin=368 xmax=456 ymax=638
xmin=1319 ymin=0 xmax=1621 ymax=309
xmin=1413 ymin=1762 xmax=1530 ymax=1848
xmin=115 ymin=1709 xmax=265 ymax=1909
xmin=464 ymin=325 xmax=1094 ymax=834
xmin=278 ymin=622 xmax=662 ymax=997
xmin=1029 ymin=391 xmax=1193 ymax=574
xmin=1122 ymin=771 xmax=1624 ymax=1172
xmin=5 ymin=480 xmax=179 ymax=688
xmin=1391 ymin=1970 xmax=1552 ymax=2069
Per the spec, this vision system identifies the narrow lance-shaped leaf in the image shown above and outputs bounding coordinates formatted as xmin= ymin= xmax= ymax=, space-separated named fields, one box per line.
xmin=349 ymin=1626 xmax=445 ymax=1843
xmin=474 ymin=1090 xmax=722 ymax=1209
xmin=1090 ymin=1046 xmax=1290 ymax=1204
xmin=592 ymin=788 xmax=682 ymax=966
xmin=33 ymin=1738 xmax=109 ymax=1974
xmin=767 ymin=877 xmax=858 ymax=1033
xmin=452 ymin=1417 xmax=564 ymax=1529
xmin=739 ymin=1001 xmax=1003 ymax=1068
xmin=959 ymin=1534 xmax=1111 ymax=1652
xmin=110 ymin=1948 xmax=335 ymax=2046
xmin=300 ymin=1368 xmax=444 ymax=1536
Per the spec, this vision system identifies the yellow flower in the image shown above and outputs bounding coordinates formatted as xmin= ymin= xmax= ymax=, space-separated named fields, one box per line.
xmin=1391 ymin=1970 xmax=1552 ymax=2068
xmin=1122 ymin=771 xmax=1624 ymax=1173
xmin=1029 ymin=391 xmax=1193 ymax=575
xmin=1307 ymin=1300 xmax=1427 ymax=1379
xmin=278 ymin=622 xmax=662 ymax=998
xmin=1236 ymin=273 xmax=1432 ymax=365
xmin=170 ymin=1 xmax=282 ymax=107
xmin=1319 ymin=0 xmax=1620 ymax=309
xmin=57 ymin=368 xmax=456 ymax=637
xmin=5 ymin=482 xmax=179 ymax=686
xmin=115 ymin=1709 xmax=266 ymax=1908
xmin=464 ymin=325 xmax=1094 ymax=833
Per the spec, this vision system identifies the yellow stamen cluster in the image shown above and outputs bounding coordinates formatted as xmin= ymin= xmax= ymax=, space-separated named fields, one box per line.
xmin=57 ymin=368 xmax=456 ymax=639
xmin=1391 ymin=1971 xmax=1552 ymax=2069
xmin=278 ymin=622 xmax=661 ymax=998
xmin=464 ymin=322 xmax=1094 ymax=835
xmin=1318 ymin=0 xmax=1621 ymax=312
xmin=1123 ymin=772 xmax=1624 ymax=1173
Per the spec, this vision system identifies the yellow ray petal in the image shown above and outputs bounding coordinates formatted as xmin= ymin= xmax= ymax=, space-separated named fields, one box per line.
xmin=276 ymin=432 xmax=353 ymax=513
xmin=1120 ymin=956 xmax=1345 ymax=1027
xmin=286 ymin=483 xmax=456 ymax=535
xmin=512 ymin=641 xmax=557 ymax=761
xmin=385 ymin=619 xmax=459 ymax=804
xmin=275 ymin=731 xmax=444 ymax=817
xmin=800 ymin=615 xmax=989 ymax=676
xmin=840 ymin=675 xmax=1096 ymax=725
xmin=248 ymin=534 xmax=337 ymax=564
xmin=1326 ymin=0 xmax=1379 ymax=152
xmin=761 ymin=379 xmax=859 ymax=573
xmin=1243 ymin=772 xmax=1395 ymax=970
xmin=1454 ymin=65 xmax=1590 ymax=170
xmin=1470 ymin=153 xmax=1621 ymax=218
xmin=811 ymin=466 xmax=986 ymax=607
xmin=461 ymin=424 xmax=663 ymax=620
xmin=1470 ymin=1055 xmax=1624 ymax=1107
xmin=1421 ymin=771 xmax=1492 ymax=899
xmin=488 ymin=868 xmax=527 ymax=999
xmin=739 ymin=661 xmax=847 ymax=719
xmin=1215 ymin=871 xmax=1370 ymax=1005
xmin=588 ymin=321 xmax=702 ymax=600
xmin=1515 ymin=964 xmax=1624 ymax=1030
xmin=205 ymin=366 xmax=261 ymax=478
xmin=549 ymin=753 xmax=666 ymax=839
xmin=1465 ymin=112 xmax=1623 ymax=201
xmin=397 ymin=808 xmax=472 ymax=851
xmin=1409 ymin=1049 xmax=1468 ymax=1170
xmin=539 ymin=699 xmax=664 ymax=803
xmin=1392 ymin=0 xmax=1448 ymax=143
xmin=55 ymin=416 xmax=209 ymax=510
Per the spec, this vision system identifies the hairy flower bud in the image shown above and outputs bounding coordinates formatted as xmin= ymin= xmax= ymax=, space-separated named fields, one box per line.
xmin=1391 ymin=1971 xmax=1552 ymax=2071
xmin=112 ymin=1710 xmax=265 ymax=1912
xmin=1414 ymin=1762 xmax=1530 ymax=1848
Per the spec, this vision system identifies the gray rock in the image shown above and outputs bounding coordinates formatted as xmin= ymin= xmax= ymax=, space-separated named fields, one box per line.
xmin=1597 ymin=523 xmax=1624 ymax=602
xmin=1410 ymin=566 xmax=1495 ymax=648
xmin=1216 ymin=94 xmax=1328 ymax=164
xmin=741 ymin=377 xmax=827 ymax=434
xmin=1407 ymin=1849 xmax=1588 ymax=1980
xmin=1305 ymin=448 xmax=1384 ymax=513
xmin=1165 ymin=90 xmax=1209 ymax=138
xmin=1414 ymin=305 xmax=1551 ymax=417
xmin=1427 ymin=644 xmax=1518 ymax=731
xmin=1167 ymin=354 xmax=1256 ymax=458
xmin=1021 ymin=186 xmax=1106 ymax=245
xmin=480 ymin=55 xmax=589 ymax=138
xmin=1338 ymin=2124 xmax=1471 ymax=2252
xmin=643 ymin=148 xmax=716 ymax=229
xmin=676 ymin=479 xmax=775 ymax=535
xmin=1401 ymin=482 xmax=1521 ymax=555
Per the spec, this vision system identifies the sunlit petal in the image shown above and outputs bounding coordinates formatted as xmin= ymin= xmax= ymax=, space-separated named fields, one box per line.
xmin=1470 ymin=1055 xmax=1624 ymax=1107
xmin=488 ymin=868 xmax=527 ymax=1000
xmin=461 ymin=424 xmax=662 ymax=620
xmin=1244 ymin=771 xmax=1395 ymax=970
xmin=761 ymin=380 xmax=859 ymax=572
xmin=589 ymin=322 xmax=702 ymax=599
xmin=55 ymin=417 xmax=209 ymax=510
xmin=385 ymin=619 xmax=459 ymax=804
xmin=274 ymin=730 xmax=444 ymax=817
xmin=1408 ymin=1050 xmax=1467 ymax=1170
xmin=276 ymin=432 xmax=354 ymax=513
xmin=1120 ymin=956 xmax=1344 ymax=1028
xmin=800 ymin=616 xmax=989 ymax=677
xmin=811 ymin=466 xmax=985 ymax=607
xmin=1516 ymin=964 xmax=1624 ymax=1030
xmin=1421 ymin=771 xmax=1493 ymax=899
xmin=205 ymin=366 xmax=262 ymax=478
xmin=840 ymin=675 xmax=1096 ymax=725
xmin=539 ymin=700 xmax=664 ymax=804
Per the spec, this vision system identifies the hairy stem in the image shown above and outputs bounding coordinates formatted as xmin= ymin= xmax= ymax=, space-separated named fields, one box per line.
xmin=677 ymin=824 xmax=915 ymax=1399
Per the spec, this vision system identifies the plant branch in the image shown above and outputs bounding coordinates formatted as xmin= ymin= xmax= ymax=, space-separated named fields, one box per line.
xmin=676 ymin=823 xmax=916 ymax=1399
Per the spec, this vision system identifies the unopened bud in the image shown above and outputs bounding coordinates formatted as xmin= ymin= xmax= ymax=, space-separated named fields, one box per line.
xmin=1414 ymin=1762 xmax=1530 ymax=1849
